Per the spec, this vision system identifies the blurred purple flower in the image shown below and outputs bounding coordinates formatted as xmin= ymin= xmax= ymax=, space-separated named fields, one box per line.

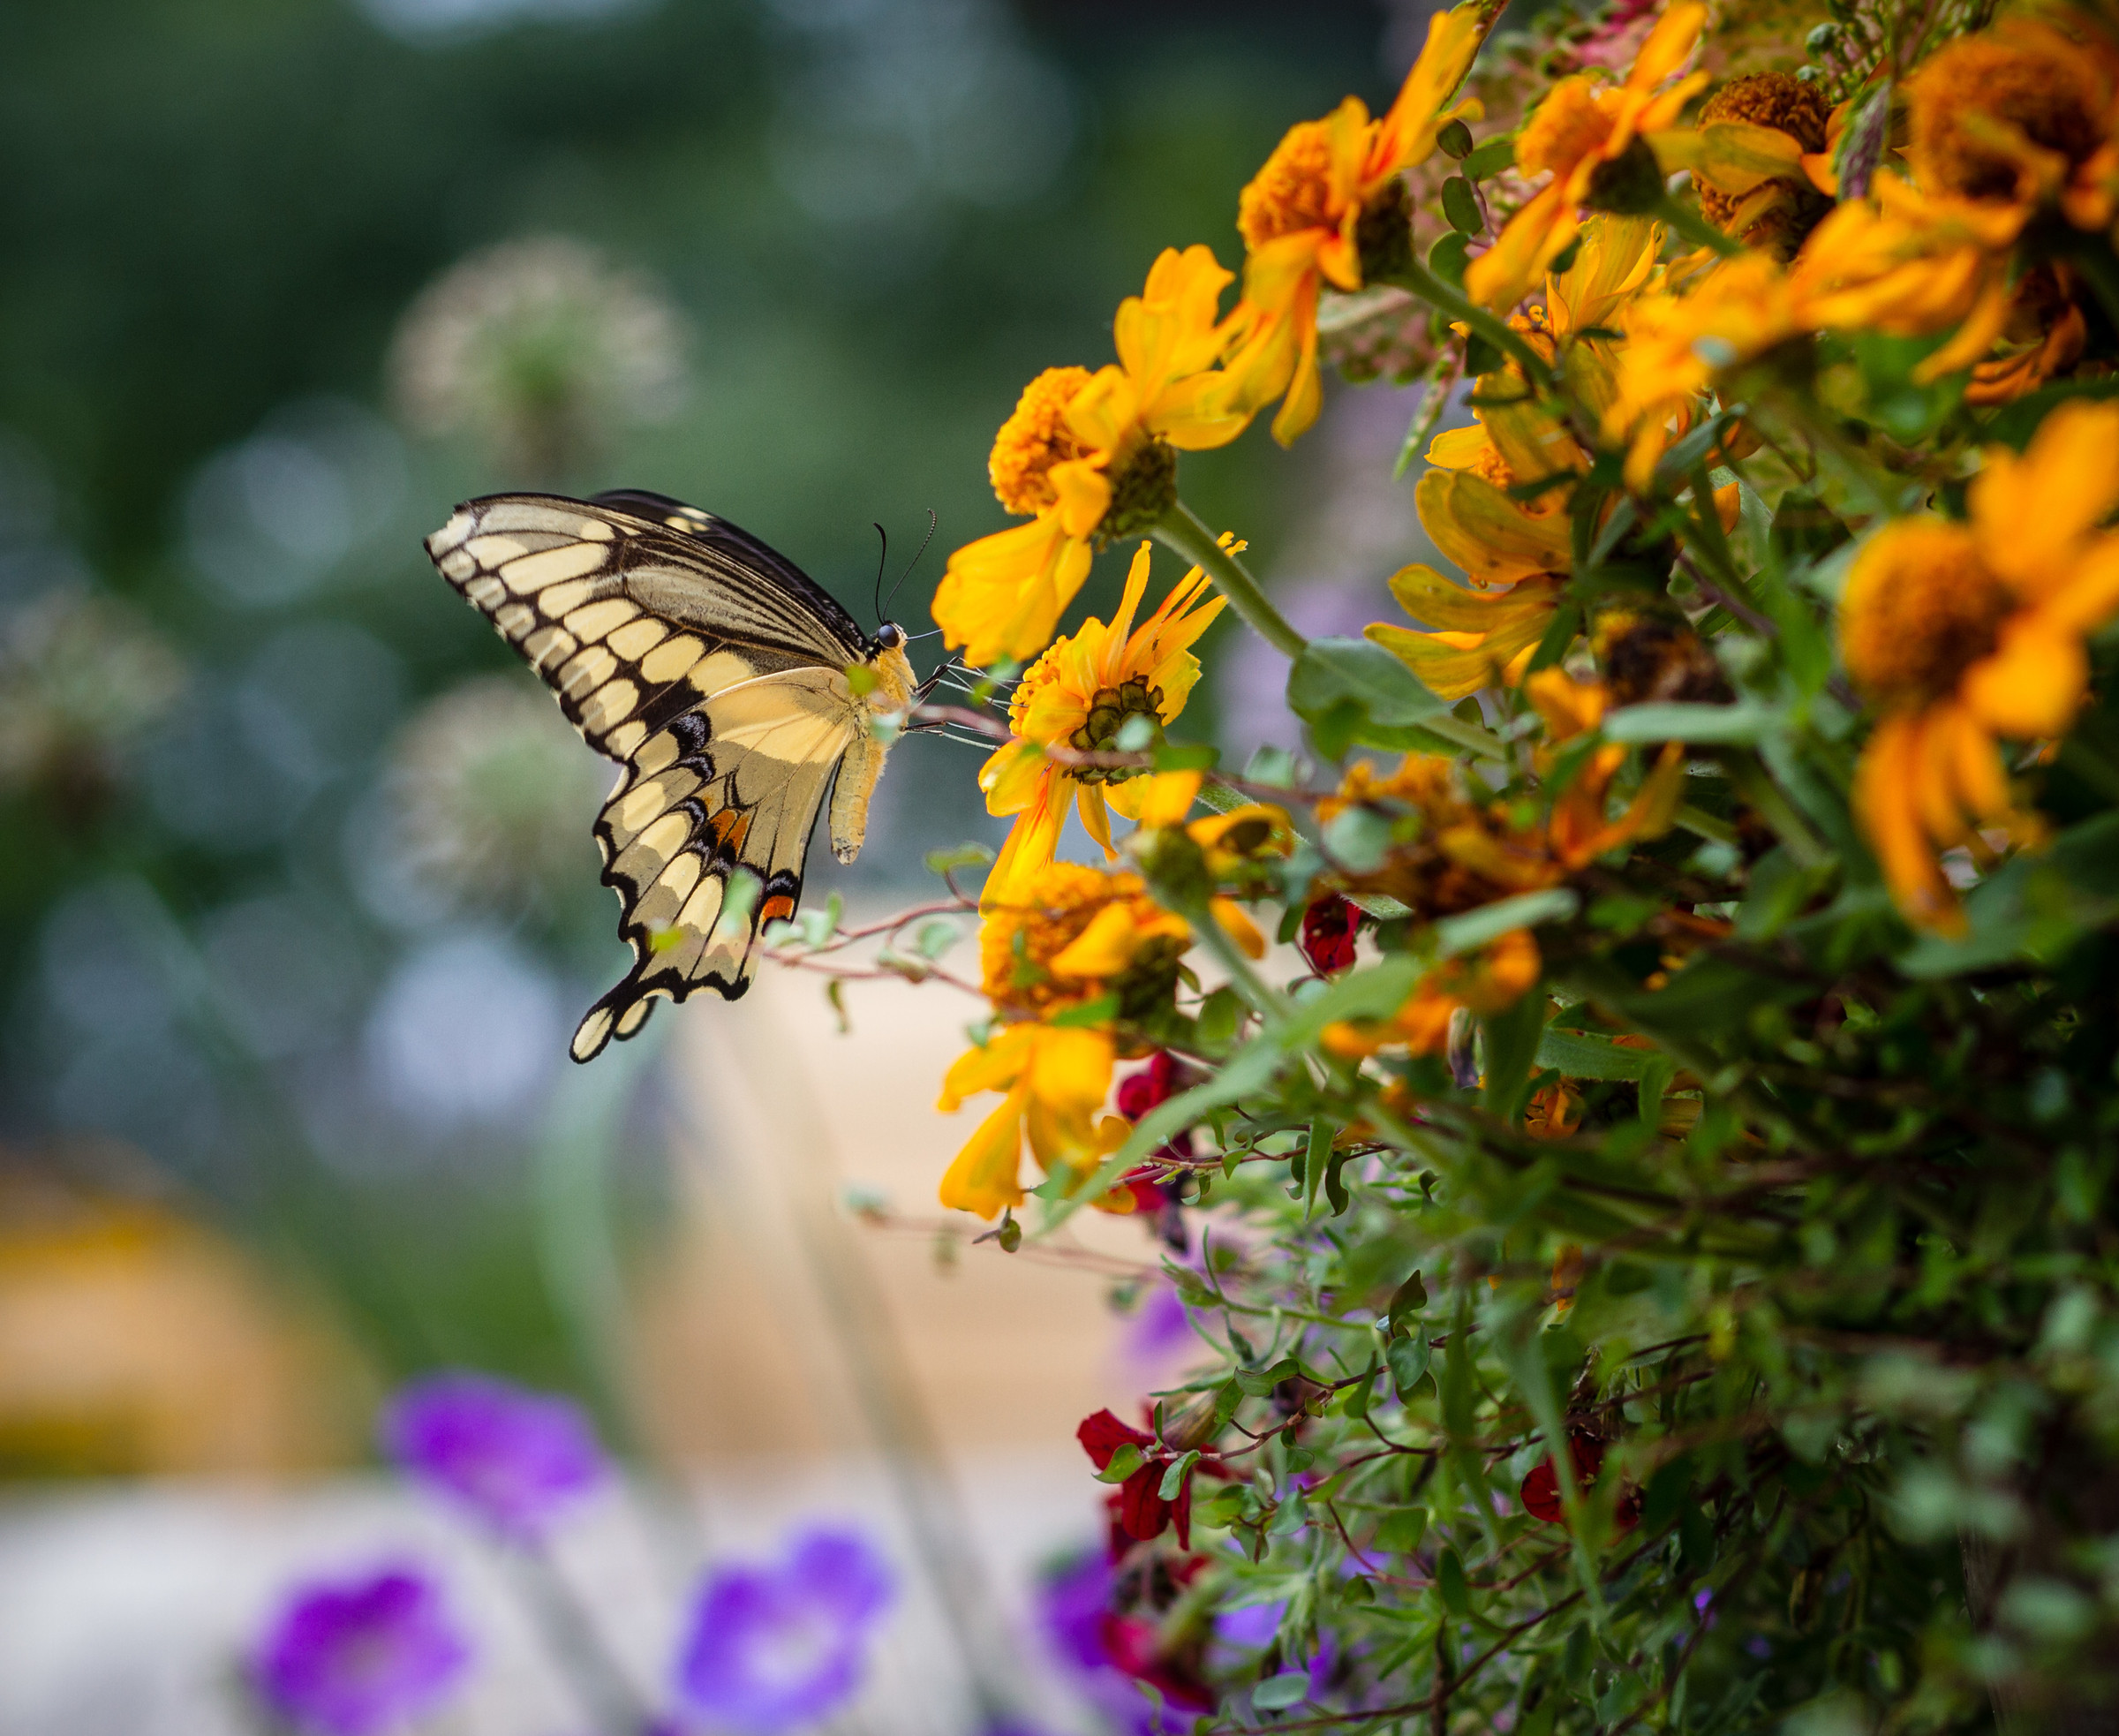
xmin=251 ymin=1563 xmax=472 ymax=1736
xmin=1211 ymin=1600 xmax=1334 ymax=1697
xmin=672 ymin=1528 xmax=895 ymax=1733
xmin=381 ymin=1371 xmax=606 ymax=1539
xmin=1036 ymin=1551 xmax=1175 ymax=1736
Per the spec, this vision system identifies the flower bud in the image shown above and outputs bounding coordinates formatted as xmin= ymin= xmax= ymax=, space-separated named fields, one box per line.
xmin=1158 ymin=1389 xmax=1224 ymax=1452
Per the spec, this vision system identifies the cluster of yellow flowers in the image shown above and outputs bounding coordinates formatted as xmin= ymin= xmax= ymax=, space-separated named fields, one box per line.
xmin=931 ymin=0 xmax=2119 ymax=1212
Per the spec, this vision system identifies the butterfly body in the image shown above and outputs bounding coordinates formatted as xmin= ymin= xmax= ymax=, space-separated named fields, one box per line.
xmin=424 ymin=489 xmax=917 ymax=1061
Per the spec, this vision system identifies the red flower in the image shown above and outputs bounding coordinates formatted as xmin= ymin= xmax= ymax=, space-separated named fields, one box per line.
xmin=1116 ymin=1053 xmax=1199 ymax=1226
xmin=1097 ymin=1612 xmax=1216 ymax=1710
xmin=1116 ymin=1050 xmax=1186 ymax=1121
xmin=1078 ymin=1408 xmax=1212 ymax=1551
xmin=1521 ymin=1430 xmax=1640 ymax=1528
xmin=1300 ymin=895 xmax=1361 ymax=975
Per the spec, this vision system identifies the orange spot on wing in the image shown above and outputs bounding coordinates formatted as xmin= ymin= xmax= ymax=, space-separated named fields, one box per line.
xmin=759 ymin=894 xmax=797 ymax=927
xmin=705 ymin=808 xmax=752 ymax=856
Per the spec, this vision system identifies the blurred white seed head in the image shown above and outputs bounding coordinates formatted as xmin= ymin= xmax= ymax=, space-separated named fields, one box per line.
xmin=0 ymin=590 xmax=186 ymax=819
xmin=388 ymin=235 xmax=687 ymax=479
xmin=386 ymin=673 xmax=608 ymax=918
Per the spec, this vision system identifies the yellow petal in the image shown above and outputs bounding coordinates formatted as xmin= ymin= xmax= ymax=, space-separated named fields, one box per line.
xmin=1210 ymin=897 xmax=1267 ymax=959
xmin=1133 ymin=770 xmax=1203 ymax=827
xmin=1969 ymin=400 xmax=2119 ymax=594
xmin=1961 ymin=620 xmax=2088 ymax=739
xmin=938 ymin=1086 xmax=1029 ymax=1219
xmin=1416 ymin=469 xmax=1575 ymax=582
xmin=1050 ymin=902 xmax=1142 ymax=978
xmin=937 ymin=1023 xmax=1038 ymax=1110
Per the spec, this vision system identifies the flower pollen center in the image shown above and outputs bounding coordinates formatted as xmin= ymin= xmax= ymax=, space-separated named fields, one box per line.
xmin=1239 ymin=120 xmax=1341 ymax=248
xmin=1910 ymin=31 xmax=2106 ymax=201
xmin=990 ymin=366 xmax=1095 ymax=516
xmin=1069 ymin=679 xmax=1166 ymax=784
xmin=1839 ymin=523 xmax=2015 ymax=707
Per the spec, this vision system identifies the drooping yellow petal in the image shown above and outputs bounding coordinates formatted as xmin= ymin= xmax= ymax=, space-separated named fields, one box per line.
xmin=935 ymin=514 xmax=1095 ymax=668
xmin=939 ymin=1086 xmax=1030 ymax=1219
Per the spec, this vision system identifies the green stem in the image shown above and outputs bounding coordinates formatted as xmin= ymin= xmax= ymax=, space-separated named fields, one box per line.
xmin=1373 ymin=258 xmax=1556 ymax=389
xmin=1155 ymin=500 xmax=1308 ymax=659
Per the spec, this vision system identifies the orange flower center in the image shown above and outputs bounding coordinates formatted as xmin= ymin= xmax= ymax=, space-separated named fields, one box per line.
xmin=1909 ymin=31 xmax=2106 ymax=201
xmin=1839 ymin=521 xmax=2015 ymax=708
xmin=1238 ymin=119 xmax=1341 ymax=249
xmin=989 ymin=366 xmax=1095 ymax=517
xmin=979 ymin=864 xmax=1175 ymax=1018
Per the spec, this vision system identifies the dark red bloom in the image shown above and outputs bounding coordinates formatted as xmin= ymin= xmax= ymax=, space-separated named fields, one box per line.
xmin=1079 ymin=1409 xmax=1195 ymax=1549
xmin=1300 ymin=895 xmax=1361 ymax=976
xmin=1521 ymin=1430 xmax=1640 ymax=1528
xmin=1116 ymin=1053 xmax=1198 ymax=1241
xmin=1097 ymin=1613 xmax=1217 ymax=1710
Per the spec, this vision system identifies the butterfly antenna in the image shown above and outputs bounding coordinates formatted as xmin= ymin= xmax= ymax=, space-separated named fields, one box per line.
xmin=871 ymin=522 xmax=890 ymax=625
xmin=882 ymin=509 xmax=939 ymax=618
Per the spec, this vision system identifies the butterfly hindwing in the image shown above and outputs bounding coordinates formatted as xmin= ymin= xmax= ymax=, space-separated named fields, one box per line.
xmin=425 ymin=493 xmax=875 ymax=1061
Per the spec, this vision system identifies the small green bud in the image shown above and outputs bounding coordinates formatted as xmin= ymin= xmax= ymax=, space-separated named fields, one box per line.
xmin=1437 ymin=118 xmax=1474 ymax=158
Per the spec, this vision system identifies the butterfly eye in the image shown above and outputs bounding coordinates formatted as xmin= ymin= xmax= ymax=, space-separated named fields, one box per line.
xmin=876 ymin=623 xmax=906 ymax=651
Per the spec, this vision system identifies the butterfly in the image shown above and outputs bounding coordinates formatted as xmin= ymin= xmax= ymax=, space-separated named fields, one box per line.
xmin=425 ymin=488 xmax=932 ymax=1062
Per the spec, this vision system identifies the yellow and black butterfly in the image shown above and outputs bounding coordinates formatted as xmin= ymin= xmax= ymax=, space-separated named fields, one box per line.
xmin=425 ymin=489 xmax=931 ymax=1062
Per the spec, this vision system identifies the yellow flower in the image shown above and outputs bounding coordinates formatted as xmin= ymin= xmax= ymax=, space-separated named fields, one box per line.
xmin=1316 ymin=756 xmax=1565 ymax=917
xmin=1464 ymin=2 xmax=1708 ymax=313
xmin=1685 ymin=72 xmax=1831 ymax=256
xmin=1322 ymin=928 xmax=1542 ymax=1059
xmin=1223 ymin=0 xmax=1490 ymax=445
xmin=1365 ymin=410 xmax=1578 ymax=700
xmin=1904 ymin=18 xmax=2119 ymax=228
xmin=1841 ymin=401 xmax=2119 ymax=931
xmin=937 ymin=1023 xmax=1126 ymax=1219
xmin=979 ymin=540 xmax=1228 ymax=908
xmin=933 ymin=248 xmax=1252 ymax=667
xmin=1523 ymin=669 xmax=1687 ymax=867
xmin=978 ymin=861 xmax=1191 ymax=1023
xmin=1789 ymin=172 xmax=2027 ymax=379
xmin=1603 ymin=250 xmax=1806 ymax=488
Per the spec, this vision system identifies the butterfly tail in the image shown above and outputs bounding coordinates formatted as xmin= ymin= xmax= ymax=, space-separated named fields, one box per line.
xmin=569 ymin=981 xmax=666 ymax=1063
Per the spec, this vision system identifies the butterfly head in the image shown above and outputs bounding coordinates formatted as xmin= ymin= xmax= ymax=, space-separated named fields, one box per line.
xmin=872 ymin=622 xmax=908 ymax=654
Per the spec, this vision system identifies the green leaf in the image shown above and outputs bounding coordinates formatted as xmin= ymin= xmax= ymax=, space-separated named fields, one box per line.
xmin=1158 ymin=1449 xmax=1202 ymax=1500
xmin=1437 ymin=1546 xmax=1471 ymax=1617
xmin=1253 ymin=1672 xmax=1314 ymax=1710
xmin=1195 ymin=985 xmax=1244 ymax=1051
xmin=1094 ymin=1443 xmax=1144 ymax=1484
xmin=1435 ymin=888 xmax=1578 ymax=956
xmin=1387 ymin=1268 xmax=1429 ymax=1332
xmin=1154 ymin=740 xmax=1218 ymax=772
xmin=1437 ymin=117 xmax=1474 ymax=158
xmin=1303 ymin=1117 xmax=1331 ymax=1216
xmin=1461 ymin=135 xmax=1518 ymax=179
xmin=1289 ymin=636 xmax=1447 ymax=725
xmin=1373 ymin=1506 xmax=1429 ymax=1553
xmin=1046 ymin=993 xmax=1120 ymax=1028
xmin=1482 ymin=989 xmax=1548 ymax=1127
xmin=1534 ymin=1027 xmax=1652 ymax=1081
xmin=924 ymin=842 xmax=995 ymax=874
xmin=1429 ymin=230 xmax=1472 ymax=288
xmin=1602 ymin=699 xmax=1774 ymax=744
xmin=1387 ymin=1331 xmax=1432 ymax=1400
xmin=1441 ymin=175 xmax=1483 ymax=235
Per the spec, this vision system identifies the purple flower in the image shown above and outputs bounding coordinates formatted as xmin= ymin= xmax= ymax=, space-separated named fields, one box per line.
xmin=672 ymin=1528 xmax=895 ymax=1733
xmin=381 ymin=1371 xmax=605 ymax=1539
xmin=251 ymin=1564 xmax=472 ymax=1736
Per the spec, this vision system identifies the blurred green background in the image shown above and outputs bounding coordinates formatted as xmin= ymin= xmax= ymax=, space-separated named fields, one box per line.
xmin=0 ymin=0 xmax=1403 ymax=1468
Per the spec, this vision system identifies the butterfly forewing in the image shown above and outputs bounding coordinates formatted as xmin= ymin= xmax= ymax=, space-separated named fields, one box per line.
xmin=425 ymin=492 xmax=874 ymax=1061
